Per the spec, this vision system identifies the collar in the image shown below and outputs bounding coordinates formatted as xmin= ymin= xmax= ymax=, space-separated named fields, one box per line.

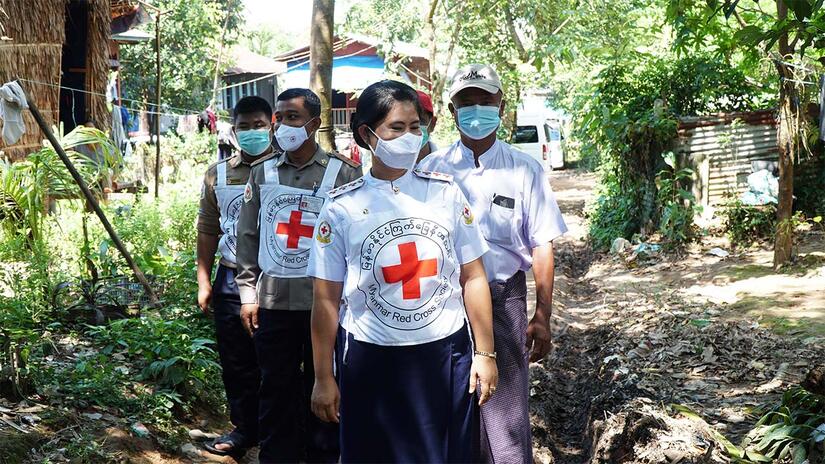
xmin=458 ymin=139 xmax=500 ymax=166
xmin=283 ymin=143 xmax=328 ymax=169
xmin=234 ymin=151 xmax=262 ymax=167
xmin=364 ymin=169 xmax=414 ymax=192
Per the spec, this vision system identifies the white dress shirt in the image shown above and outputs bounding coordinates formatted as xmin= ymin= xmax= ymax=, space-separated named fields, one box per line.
xmin=307 ymin=170 xmax=489 ymax=346
xmin=417 ymin=140 xmax=567 ymax=282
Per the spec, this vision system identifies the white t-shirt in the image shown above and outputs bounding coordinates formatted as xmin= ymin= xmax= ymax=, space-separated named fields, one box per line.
xmin=418 ymin=140 xmax=568 ymax=282
xmin=307 ymin=170 xmax=489 ymax=346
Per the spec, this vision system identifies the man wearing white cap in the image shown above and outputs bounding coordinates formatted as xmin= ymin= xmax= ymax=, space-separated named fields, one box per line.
xmin=418 ymin=64 xmax=567 ymax=463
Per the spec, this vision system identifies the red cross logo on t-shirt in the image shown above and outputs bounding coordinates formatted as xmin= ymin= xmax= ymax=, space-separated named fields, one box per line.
xmin=381 ymin=242 xmax=438 ymax=300
xmin=276 ymin=210 xmax=315 ymax=249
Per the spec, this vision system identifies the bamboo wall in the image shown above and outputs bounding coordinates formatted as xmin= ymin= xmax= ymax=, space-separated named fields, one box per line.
xmin=0 ymin=0 xmax=66 ymax=160
xmin=86 ymin=0 xmax=110 ymax=130
xmin=0 ymin=0 xmax=110 ymax=161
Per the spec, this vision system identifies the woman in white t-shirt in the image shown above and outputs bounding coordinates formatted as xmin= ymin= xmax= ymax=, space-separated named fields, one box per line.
xmin=307 ymin=80 xmax=498 ymax=463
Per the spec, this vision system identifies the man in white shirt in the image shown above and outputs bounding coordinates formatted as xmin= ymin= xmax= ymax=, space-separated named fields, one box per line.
xmin=417 ymin=64 xmax=567 ymax=464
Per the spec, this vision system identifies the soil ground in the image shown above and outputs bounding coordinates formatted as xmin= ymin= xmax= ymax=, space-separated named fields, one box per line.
xmin=3 ymin=168 xmax=823 ymax=463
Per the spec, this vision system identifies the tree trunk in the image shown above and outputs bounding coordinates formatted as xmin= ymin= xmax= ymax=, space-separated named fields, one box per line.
xmin=310 ymin=0 xmax=336 ymax=152
xmin=773 ymin=0 xmax=795 ymax=268
xmin=425 ymin=0 xmax=439 ymax=91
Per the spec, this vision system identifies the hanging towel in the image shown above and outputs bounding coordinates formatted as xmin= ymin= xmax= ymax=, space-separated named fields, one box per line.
xmin=112 ymin=104 xmax=129 ymax=157
xmin=0 ymin=81 xmax=29 ymax=145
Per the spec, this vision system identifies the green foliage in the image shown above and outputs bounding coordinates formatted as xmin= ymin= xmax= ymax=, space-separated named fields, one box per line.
xmin=579 ymin=54 xmax=763 ymax=250
xmin=656 ymin=153 xmax=701 ymax=248
xmin=31 ymin=311 xmax=223 ymax=447
xmin=739 ymin=387 xmax=825 ymax=463
xmin=0 ymin=127 xmax=119 ymax=248
xmin=667 ymin=0 xmax=825 ymax=60
xmin=794 ymin=154 xmax=825 ymax=217
xmin=119 ymin=0 xmax=243 ymax=110
xmin=87 ymin=315 xmax=220 ymax=398
xmin=720 ymin=198 xmax=777 ymax=248
xmin=342 ymin=0 xmax=423 ymax=45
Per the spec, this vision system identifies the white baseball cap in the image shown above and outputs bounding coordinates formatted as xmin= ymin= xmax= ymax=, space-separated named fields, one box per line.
xmin=448 ymin=64 xmax=503 ymax=99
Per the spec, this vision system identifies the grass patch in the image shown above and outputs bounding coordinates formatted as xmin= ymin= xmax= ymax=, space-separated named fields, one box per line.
xmin=757 ymin=316 xmax=825 ymax=337
xmin=720 ymin=264 xmax=775 ymax=281
xmin=728 ymin=295 xmax=793 ymax=313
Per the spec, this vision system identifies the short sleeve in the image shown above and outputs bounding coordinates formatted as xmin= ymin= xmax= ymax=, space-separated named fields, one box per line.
xmin=451 ymin=185 xmax=488 ymax=264
xmin=197 ymin=166 xmax=221 ymax=235
xmin=524 ymin=169 xmax=568 ymax=248
xmin=307 ymin=202 xmax=347 ymax=282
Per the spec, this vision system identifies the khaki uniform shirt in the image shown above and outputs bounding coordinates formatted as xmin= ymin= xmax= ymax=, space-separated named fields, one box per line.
xmin=197 ymin=152 xmax=276 ymax=268
xmin=235 ymin=145 xmax=363 ymax=310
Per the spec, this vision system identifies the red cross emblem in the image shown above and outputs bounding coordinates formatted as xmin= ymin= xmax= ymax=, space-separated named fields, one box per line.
xmin=381 ymin=242 xmax=438 ymax=300
xmin=276 ymin=210 xmax=315 ymax=249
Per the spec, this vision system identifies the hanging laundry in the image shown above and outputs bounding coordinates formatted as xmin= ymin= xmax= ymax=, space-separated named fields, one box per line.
xmin=112 ymin=104 xmax=131 ymax=157
xmin=206 ymin=109 xmax=217 ymax=134
xmin=0 ymin=81 xmax=29 ymax=145
xmin=177 ymin=114 xmax=199 ymax=135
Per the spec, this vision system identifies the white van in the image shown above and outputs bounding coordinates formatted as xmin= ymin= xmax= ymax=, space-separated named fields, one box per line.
xmin=511 ymin=115 xmax=565 ymax=171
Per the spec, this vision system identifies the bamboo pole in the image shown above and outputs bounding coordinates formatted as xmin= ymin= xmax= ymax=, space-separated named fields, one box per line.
xmin=16 ymin=81 xmax=161 ymax=308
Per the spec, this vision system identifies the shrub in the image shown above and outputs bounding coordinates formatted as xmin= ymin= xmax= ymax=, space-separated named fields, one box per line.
xmin=720 ymin=198 xmax=776 ymax=248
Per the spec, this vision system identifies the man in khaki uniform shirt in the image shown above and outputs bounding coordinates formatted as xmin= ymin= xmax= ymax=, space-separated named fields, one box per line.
xmin=197 ymin=96 xmax=278 ymax=458
xmin=235 ymin=88 xmax=362 ymax=464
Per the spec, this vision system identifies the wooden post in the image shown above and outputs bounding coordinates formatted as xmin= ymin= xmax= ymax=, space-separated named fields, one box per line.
xmin=310 ymin=0 xmax=336 ymax=152
xmin=16 ymin=81 xmax=160 ymax=307
xmin=154 ymin=12 xmax=161 ymax=198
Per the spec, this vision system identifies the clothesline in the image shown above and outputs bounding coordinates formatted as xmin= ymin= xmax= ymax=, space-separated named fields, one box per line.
xmin=16 ymin=78 xmax=223 ymax=119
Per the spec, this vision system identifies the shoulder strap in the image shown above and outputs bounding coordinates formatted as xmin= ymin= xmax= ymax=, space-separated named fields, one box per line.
xmin=329 ymin=151 xmax=361 ymax=168
xmin=327 ymin=177 xmax=365 ymax=199
xmin=318 ymin=158 xmax=343 ymax=196
xmin=413 ymin=169 xmax=453 ymax=183
xmin=216 ymin=161 xmax=227 ymax=187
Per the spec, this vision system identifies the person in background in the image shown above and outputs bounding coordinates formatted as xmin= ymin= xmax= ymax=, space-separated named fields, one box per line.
xmin=197 ymin=96 xmax=277 ymax=458
xmin=416 ymin=90 xmax=438 ymax=163
xmin=308 ymin=79 xmax=498 ymax=463
xmin=234 ymin=88 xmax=361 ymax=464
xmin=417 ymin=64 xmax=568 ymax=464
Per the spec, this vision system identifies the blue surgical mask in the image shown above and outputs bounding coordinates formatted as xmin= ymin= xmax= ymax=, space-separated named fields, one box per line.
xmin=420 ymin=125 xmax=430 ymax=149
xmin=236 ymin=128 xmax=272 ymax=156
xmin=456 ymin=105 xmax=501 ymax=140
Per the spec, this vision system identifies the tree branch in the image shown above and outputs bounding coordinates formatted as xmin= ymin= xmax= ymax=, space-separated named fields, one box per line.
xmin=503 ymin=3 xmax=528 ymax=62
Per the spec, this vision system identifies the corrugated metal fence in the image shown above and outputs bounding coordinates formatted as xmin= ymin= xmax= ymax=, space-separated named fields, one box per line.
xmin=676 ymin=110 xmax=821 ymax=206
xmin=677 ymin=111 xmax=777 ymax=206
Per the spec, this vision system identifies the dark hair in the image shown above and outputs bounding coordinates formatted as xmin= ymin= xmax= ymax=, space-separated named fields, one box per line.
xmin=350 ymin=80 xmax=423 ymax=149
xmin=277 ymin=88 xmax=322 ymax=118
xmin=233 ymin=96 xmax=272 ymax=122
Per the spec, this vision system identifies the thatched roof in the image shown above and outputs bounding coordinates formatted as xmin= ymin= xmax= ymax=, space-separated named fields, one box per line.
xmin=0 ymin=0 xmax=111 ymax=160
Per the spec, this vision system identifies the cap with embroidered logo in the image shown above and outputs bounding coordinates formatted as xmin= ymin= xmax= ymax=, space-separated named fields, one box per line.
xmin=448 ymin=64 xmax=502 ymax=99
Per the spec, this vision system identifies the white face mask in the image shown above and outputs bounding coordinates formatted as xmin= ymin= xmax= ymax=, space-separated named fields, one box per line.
xmin=275 ymin=119 xmax=315 ymax=152
xmin=368 ymin=128 xmax=422 ymax=172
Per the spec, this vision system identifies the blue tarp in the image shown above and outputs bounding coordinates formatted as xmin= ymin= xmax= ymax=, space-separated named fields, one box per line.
xmin=283 ymin=55 xmax=385 ymax=92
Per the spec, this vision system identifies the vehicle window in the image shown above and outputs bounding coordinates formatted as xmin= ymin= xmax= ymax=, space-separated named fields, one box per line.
xmin=513 ymin=125 xmax=539 ymax=143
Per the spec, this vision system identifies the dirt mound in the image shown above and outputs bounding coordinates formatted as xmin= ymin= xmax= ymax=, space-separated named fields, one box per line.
xmin=590 ymin=399 xmax=727 ymax=464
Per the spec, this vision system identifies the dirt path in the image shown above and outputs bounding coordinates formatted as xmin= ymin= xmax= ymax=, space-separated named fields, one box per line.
xmin=529 ymin=169 xmax=825 ymax=463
